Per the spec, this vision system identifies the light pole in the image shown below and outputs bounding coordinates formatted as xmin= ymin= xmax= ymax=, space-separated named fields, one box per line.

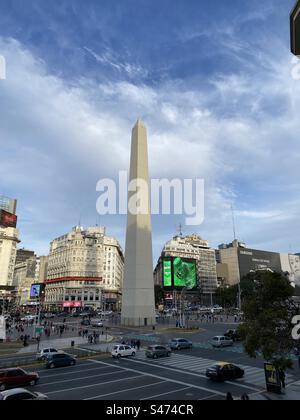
xmin=291 ymin=0 xmax=300 ymax=56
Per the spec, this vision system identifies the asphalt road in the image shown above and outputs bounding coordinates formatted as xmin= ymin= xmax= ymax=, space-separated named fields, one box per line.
xmin=28 ymin=347 xmax=300 ymax=401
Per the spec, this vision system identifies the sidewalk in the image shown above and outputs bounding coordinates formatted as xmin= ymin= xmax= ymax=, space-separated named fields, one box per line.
xmin=252 ymin=380 xmax=300 ymax=400
xmin=17 ymin=335 xmax=113 ymax=354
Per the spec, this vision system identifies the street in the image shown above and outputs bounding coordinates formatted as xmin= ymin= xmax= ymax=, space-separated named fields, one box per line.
xmin=30 ymin=346 xmax=300 ymax=401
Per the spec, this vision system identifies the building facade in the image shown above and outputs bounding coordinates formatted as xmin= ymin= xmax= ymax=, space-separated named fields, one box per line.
xmin=0 ymin=196 xmax=20 ymax=287
xmin=44 ymin=226 xmax=124 ymax=311
xmin=216 ymin=240 xmax=300 ymax=287
xmin=154 ymin=234 xmax=218 ymax=301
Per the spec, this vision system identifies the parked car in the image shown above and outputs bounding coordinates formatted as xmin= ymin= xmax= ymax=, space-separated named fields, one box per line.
xmin=169 ymin=338 xmax=193 ymax=350
xmin=224 ymin=329 xmax=241 ymax=342
xmin=111 ymin=345 xmax=136 ymax=359
xmin=0 ymin=368 xmax=39 ymax=391
xmin=146 ymin=345 xmax=171 ymax=359
xmin=43 ymin=313 xmax=55 ymax=319
xmin=0 ymin=388 xmax=49 ymax=400
xmin=206 ymin=362 xmax=244 ymax=382
xmin=45 ymin=353 xmax=76 ymax=369
xmin=211 ymin=336 xmax=234 ymax=348
xmin=20 ymin=315 xmax=38 ymax=322
xmin=36 ymin=348 xmax=59 ymax=361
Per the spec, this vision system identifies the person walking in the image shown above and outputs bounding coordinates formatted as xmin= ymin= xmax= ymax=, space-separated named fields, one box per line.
xmin=241 ymin=393 xmax=250 ymax=400
xmin=279 ymin=369 xmax=286 ymax=390
xmin=226 ymin=392 xmax=234 ymax=401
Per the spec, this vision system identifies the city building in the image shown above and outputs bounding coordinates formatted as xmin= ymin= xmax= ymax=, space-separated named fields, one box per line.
xmin=154 ymin=234 xmax=218 ymax=304
xmin=216 ymin=240 xmax=300 ymax=287
xmin=44 ymin=226 xmax=124 ymax=311
xmin=291 ymin=0 xmax=300 ymax=56
xmin=0 ymin=196 xmax=20 ymax=287
xmin=15 ymin=249 xmax=35 ymax=265
xmin=13 ymin=256 xmax=37 ymax=307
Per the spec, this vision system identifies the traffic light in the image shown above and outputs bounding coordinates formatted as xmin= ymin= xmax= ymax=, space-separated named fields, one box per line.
xmin=291 ymin=0 xmax=300 ymax=56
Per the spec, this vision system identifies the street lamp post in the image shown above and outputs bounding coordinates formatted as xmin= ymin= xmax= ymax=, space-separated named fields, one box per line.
xmin=291 ymin=0 xmax=300 ymax=56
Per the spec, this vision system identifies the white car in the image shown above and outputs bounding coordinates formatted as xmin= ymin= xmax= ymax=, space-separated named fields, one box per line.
xmin=21 ymin=315 xmax=37 ymax=322
xmin=111 ymin=345 xmax=136 ymax=359
xmin=0 ymin=388 xmax=48 ymax=401
xmin=211 ymin=336 xmax=234 ymax=348
xmin=91 ymin=320 xmax=104 ymax=328
xmin=36 ymin=348 xmax=59 ymax=361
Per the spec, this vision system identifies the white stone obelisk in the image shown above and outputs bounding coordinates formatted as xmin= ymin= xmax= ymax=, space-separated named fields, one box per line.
xmin=121 ymin=120 xmax=156 ymax=327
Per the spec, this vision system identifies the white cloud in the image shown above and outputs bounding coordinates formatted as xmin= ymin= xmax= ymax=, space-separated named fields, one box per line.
xmin=0 ymin=35 xmax=300 ymax=259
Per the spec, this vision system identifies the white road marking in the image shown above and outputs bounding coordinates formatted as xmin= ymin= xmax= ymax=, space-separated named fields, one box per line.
xmin=38 ymin=369 xmax=128 ymax=387
xmin=125 ymin=357 xmax=260 ymax=392
xmin=40 ymin=365 xmax=116 ymax=380
xmin=85 ymin=380 xmax=165 ymax=400
xmin=88 ymin=359 xmax=226 ymax=397
xmin=45 ymin=374 xmax=142 ymax=395
xmin=140 ymin=386 xmax=191 ymax=401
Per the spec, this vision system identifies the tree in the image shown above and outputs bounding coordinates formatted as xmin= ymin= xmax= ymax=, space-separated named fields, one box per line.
xmin=238 ymin=270 xmax=298 ymax=370
xmin=215 ymin=285 xmax=238 ymax=308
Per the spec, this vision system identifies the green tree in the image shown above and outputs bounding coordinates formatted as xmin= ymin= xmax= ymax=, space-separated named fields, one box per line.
xmin=215 ymin=285 xmax=238 ymax=308
xmin=238 ymin=270 xmax=297 ymax=369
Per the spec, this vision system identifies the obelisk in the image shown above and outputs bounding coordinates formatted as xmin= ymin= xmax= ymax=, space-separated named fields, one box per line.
xmin=121 ymin=120 xmax=156 ymax=327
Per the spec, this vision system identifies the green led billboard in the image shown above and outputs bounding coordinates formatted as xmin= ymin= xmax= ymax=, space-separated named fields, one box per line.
xmin=163 ymin=259 xmax=172 ymax=287
xmin=162 ymin=257 xmax=197 ymax=289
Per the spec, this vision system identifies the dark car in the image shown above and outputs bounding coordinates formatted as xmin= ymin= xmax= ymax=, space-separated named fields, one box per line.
xmin=206 ymin=363 xmax=244 ymax=382
xmin=81 ymin=320 xmax=91 ymax=326
xmin=169 ymin=338 xmax=193 ymax=350
xmin=146 ymin=345 xmax=172 ymax=359
xmin=0 ymin=368 xmax=39 ymax=391
xmin=46 ymin=353 xmax=76 ymax=369
xmin=224 ymin=329 xmax=241 ymax=342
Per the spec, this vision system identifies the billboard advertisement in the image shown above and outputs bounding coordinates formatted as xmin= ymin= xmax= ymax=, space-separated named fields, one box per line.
xmin=0 ymin=210 xmax=17 ymax=228
xmin=0 ymin=316 xmax=6 ymax=341
xmin=30 ymin=283 xmax=45 ymax=299
xmin=163 ymin=257 xmax=197 ymax=290
xmin=238 ymin=249 xmax=282 ymax=279
xmin=63 ymin=301 xmax=82 ymax=308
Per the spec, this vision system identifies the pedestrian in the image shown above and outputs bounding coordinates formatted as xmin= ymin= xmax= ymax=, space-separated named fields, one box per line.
xmin=279 ymin=369 xmax=286 ymax=389
xmin=226 ymin=392 xmax=234 ymax=401
xmin=137 ymin=340 xmax=141 ymax=351
xmin=241 ymin=393 xmax=250 ymax=400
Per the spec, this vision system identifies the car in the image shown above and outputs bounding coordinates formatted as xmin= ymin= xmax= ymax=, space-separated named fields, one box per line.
xmin=224 ymin=329 xmax=241 ymax=342
xmin=43 ymin=313 xmax=55 ymax=319
xmin=0 ymin=368 xmax=39 ymax=391
xmin=169 ymin=338 xmax=193 ymax=350
xmin=81 ymin=319 xmax=91 ymax=326
xmin=111 ymin=345 xmax=136 ymax=359
xmin=20 ymin=315 xmax=38 ymax=322
xmin=146 ymin=345 xmax=171 ymax=359
xmin=45 ymin=353 xmax=76 ymax=369
xmin=206 ymin=362 xmax=245 ymax=382
xmin=91 ymin=320 xmax=104 ymax=328
xmin=211 ymin=336 xmax=234 ymax=348
xmin=36 ymin=348 xmax=59 ymax=361
xmin=0 ymin=388 xmax=49 ymax=400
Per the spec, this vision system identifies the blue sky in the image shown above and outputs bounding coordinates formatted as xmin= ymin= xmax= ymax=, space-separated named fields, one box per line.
xmin=0 ymin=0 xmax=299 ymax=262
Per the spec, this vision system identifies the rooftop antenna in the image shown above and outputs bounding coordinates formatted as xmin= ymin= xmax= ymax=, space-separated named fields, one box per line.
xmin=177 ymin=223 xmax=183 ymax=237
xmin=231 ymin=204 xmax=237 ymax=241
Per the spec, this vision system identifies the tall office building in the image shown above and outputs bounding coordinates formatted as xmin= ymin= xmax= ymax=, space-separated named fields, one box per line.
xmin=154 ymin=234 xmax=218 ymax=300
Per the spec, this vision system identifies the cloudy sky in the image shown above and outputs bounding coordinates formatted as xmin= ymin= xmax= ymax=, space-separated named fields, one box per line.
xmin=0 ymin=0 xmax=299 ymax=262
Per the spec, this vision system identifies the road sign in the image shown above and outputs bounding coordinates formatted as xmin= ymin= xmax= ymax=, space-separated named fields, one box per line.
xmin=291 ymin=0 xmax=300 ymax=56
xmin=264 ymin=362 xmax=281 ymax=394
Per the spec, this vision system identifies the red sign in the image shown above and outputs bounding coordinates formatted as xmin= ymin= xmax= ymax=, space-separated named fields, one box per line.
xmin=63 ymin=301 xmax=82 ymax=308
xmin=0 ymin=210 xmax=17 ymax=228
xmin=164 ymin=293 xmax=174 ymax=301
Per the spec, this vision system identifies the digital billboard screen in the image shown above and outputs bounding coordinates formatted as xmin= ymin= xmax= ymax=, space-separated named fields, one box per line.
xmin=162 ymin=257 xmax=197 ymax=290
xmin=30 ymin=284 xmax=45 ymax=299
xmin=0 ymin=210 xmax=17 ymax=228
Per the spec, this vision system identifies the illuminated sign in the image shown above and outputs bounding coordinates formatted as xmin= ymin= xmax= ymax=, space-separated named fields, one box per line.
xmin=30 ymin=284 xmax=45 ymax=299
xmin=63 ymin=301 xmax=82 ymax=308
xmin=0 ymin=210 xmax=17 ymax=228
xmin=163 ymin=257 xmax=197 ymax=290
xmin=291 ymin=0 xmax=300 ymax=56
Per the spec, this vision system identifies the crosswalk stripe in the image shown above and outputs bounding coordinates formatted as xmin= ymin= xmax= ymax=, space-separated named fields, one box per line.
xmin=135 ymin=352 xmax=295 ymax=388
